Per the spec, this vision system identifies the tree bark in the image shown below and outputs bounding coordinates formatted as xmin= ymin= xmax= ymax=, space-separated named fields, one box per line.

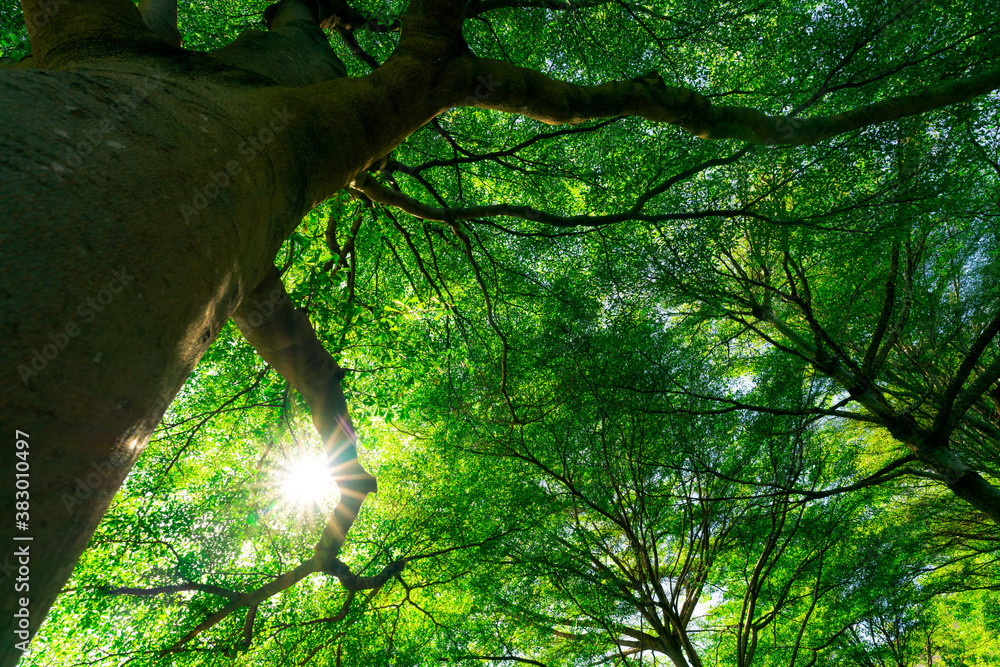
xmin=0 ymin=1 xmax=464 ymax=661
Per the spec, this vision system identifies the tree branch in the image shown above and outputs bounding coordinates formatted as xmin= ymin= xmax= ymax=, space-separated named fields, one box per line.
xmin=240 ymin=604 xmax=258 ymax=650
xmin=170 ymin=558 xmax=321 ymax=650
xmin=232 ymin=269 xmax=377 ymax=562
xmin=21 ymin=0 xmax=169 ymax=67
xmin=932 ymin=310 xmax=1000 ymax=438
xmin=861 ymin=243 xmax=899 ymax=372
xmin=104 ymin=583 xmax=240 ymax=600
xmin=325 ymin=557 xmax=406 ymax=590
xmin=947 ymin=354 xmax=1000 ymax=439
xmin=462 ymin=58 xmax=1000 ymax=145
xmin=138 ymin=0 xmax=181 ymax=47
xmin=233 ymin=268 xmax=372 ymax=486
xmin=152 ymin=269 xmax=385 ymax=650
xmin=753 ymin=308 xmax=1000 ymax=522
xmin=352 ymin=171 xmax=759 ymax=227
xmin=401 ymin=0 xmax=467 ymax=44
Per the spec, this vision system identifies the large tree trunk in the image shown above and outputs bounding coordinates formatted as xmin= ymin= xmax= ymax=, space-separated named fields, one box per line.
xmin=0 ymin=1 xmax=466 ymax=662
xmin=1 ymin=66 xmax=306 ymax=660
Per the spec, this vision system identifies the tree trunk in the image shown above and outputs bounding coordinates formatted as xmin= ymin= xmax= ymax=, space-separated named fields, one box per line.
xmin=0 ymin=70 xmax=317 ymax=664
xmin=0 ymin=2 xmax=466 ymax=661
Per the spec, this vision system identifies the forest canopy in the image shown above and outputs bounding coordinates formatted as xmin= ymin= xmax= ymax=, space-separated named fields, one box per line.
xmin=2 ymin=0 xmax=999 ymax=665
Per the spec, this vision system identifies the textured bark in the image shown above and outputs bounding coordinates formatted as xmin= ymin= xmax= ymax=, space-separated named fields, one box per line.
xmin=0 ymin=1 xmax=460 ymax=661
xmin=1 ymin=63 xmax=309 ymax=661
xmin=138 ymin=0 xmax=182 ymax=47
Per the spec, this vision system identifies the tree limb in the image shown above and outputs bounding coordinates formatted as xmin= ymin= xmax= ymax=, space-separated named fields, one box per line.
xmin=463 ymin=58 xmax=1000 ymax=145
xmin=932 ymin=310 xmax=1000 ymax=438
xmin=21 ymin=0 xmax=171 ymax=67
xmin=351 ymin=171 xmax=760 ymax=227
xmin=325 ymin=557 xmax=406 ymax=590
xmin=232 ymin=268 xmax=377 ymax=563
xmin=138 ymin=0 xmax=181 ymax=47
xmin=104 ymin=583 xmax=240 ymax=600
xmin=861 ymin=243 xmax=899 ymax=372
xmin=157 ymin=269 xmax=382 ymax=650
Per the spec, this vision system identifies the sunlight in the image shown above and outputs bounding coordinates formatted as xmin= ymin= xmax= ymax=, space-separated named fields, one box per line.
xmin=279 ymin=454 xmax=336 ymax=507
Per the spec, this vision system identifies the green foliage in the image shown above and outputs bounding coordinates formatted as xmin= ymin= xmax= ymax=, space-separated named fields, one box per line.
xmin=22 ymin=0 xmax=1000 ymax=665
xmin=0 ymin=4 xmax=29 ymax=61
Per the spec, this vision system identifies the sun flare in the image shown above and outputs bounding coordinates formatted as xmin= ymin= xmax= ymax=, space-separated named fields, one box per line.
xmin=279 ymin=454 xmax=337 ymax=507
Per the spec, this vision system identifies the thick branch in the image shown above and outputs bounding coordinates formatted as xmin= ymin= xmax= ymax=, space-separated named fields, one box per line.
xmin=233 ymin=269 xmax=366 ymax=478
xmin=232 ymin=269 xmax=377 ymax=564
xmin=240 ymin=605 xmax=258 ymax=650
xmin=756 ymin=308 xmax=1000 ymax=522
xmin=401 ymin=0 xmax=467 ymax=44
xmin=462 ymin=59 xmax=1000 ymax=144
xmin=138 ymin=0 xmax=181 ymax=47
xmin=21 ymin=0 xmax=169 ymax=67
xmin=325 ymin=557 xmax=406 ymax=590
